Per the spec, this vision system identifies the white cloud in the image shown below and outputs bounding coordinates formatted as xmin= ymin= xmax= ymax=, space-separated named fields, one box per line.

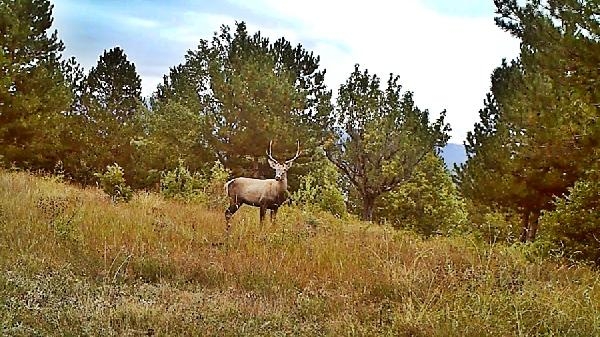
xmin=119 ymin=16 xmax=160 ymax=29
xmin=168 ymin=12 xmax=238 ymax=45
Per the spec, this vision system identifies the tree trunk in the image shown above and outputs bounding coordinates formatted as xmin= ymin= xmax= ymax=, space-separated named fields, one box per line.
xmin=527 ymin=211 xmax=540 ymax=242
xmin=519 ymin=210 xmax=540 ymax=243
xmin=519 ymin=211 xmax=530 ymax=243
xmin=361 ymin=195 xmax=375 ymax=221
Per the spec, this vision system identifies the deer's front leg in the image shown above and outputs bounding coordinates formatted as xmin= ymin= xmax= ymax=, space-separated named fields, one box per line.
xmin=259 ymin=207 xmax=267 ymax=223
xmin=270 ymin=208 xmax=278 ymax=223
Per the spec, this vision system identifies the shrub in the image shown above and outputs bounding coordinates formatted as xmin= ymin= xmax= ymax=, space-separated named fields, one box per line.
xmin=160 ymin=159 xmax=202 ymax=200
xmin=292 ymin=152 xmax=346 ymax=217
xmin=542 ymin=166 xmax=600 ymax=264
xmin=160 ymin=160 xmax=230 ymax=208
xmin=463 ymin=200 xmax=522 ymax=244
xmin=376 ymin=154 xmax=468 ymax=237
xmin=94 ymin=163 xmax=133 ymax=202
xmin=200 ymin=160 xmax=230 ymax=209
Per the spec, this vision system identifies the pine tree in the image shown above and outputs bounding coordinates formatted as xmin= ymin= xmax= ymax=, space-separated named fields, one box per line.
xmin=81 ymin=46 xmax=146 ymax=187
xmin=460 ymin=0 xmax=600 ymax=241
xmin=0 ymin=0 xmax=71 ymax=168
xmin=85 ymin=46 xmax=143 ymax=121
xmin=150 ymin=22 xmax=332 ymax=188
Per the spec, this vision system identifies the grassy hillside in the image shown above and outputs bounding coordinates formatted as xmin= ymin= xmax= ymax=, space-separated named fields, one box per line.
xmin=1 ymin=170 xmax=599 ymax=336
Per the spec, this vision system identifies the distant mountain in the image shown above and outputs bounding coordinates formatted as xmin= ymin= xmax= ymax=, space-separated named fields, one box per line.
xmin=440 ymin=143 xmax=467 ymax=170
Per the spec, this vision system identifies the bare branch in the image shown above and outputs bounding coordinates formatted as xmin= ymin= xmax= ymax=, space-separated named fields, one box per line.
xmin=325 ymin=150 xmax=361 ymax=188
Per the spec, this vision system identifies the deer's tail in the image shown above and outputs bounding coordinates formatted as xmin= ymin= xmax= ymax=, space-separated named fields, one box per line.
xmin=224 ymin=179 xmax=235 ymax=196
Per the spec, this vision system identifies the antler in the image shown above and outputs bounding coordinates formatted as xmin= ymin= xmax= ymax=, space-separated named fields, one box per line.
xmin=266 ymin=140 xmax=278 ymax=163
xmin=285 ymin=140 xmax=301 ymax=164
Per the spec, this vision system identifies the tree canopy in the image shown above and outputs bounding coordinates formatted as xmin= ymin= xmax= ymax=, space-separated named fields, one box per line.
xmin=0 ymin=0 xmax=71 ymax=168
xmin=458 ymin=0 xmax=600 ymax=242
xmin=325 ymin=64 xmax=450 ymax=221
xmin=150 ymin=22 xmax=332 ymax=183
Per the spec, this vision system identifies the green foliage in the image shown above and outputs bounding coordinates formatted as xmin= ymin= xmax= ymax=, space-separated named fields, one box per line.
xmin=376 ymin=154 xmax=467 ymax=237
xmin=542 ymin=166 xmax=600 ymax=264
xmin=84 ymin=46 xmax=143 ymax=121
xmin=160 ymin=160 xmax=230 ymax=208
xmin=466 ymin=203 xmax=522 ymax=244
xmin=459 ymin=1 xmax=600 ymax=241
xmin=143 ymin=101 xmax=211 ymax=176
xmin=326 ymin=64 xmax=450 ymax=220
xmin=292 ymin=150 xmax=346 ymax=217
xmin=160 ymin=159 xmax=202 ymax=200
xmin=94 ymin=163 xmax=133 ymax=202
xmin=78 ymin=47 xmax=148 ymax=188
xmin=0 ymin=0 xmax=72 ymax=170
xmin=208 ymin=160 xmax=230 ymax=190
xmin=153 ymin=22 xmax=332 ymax=181
xmin=196 ymin=160 xmax=231 ymax=209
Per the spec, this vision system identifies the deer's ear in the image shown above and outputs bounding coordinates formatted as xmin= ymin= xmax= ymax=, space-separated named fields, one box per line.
xmin=285 ymin=161 xmax=293 ymax=169
xmin=268 ymin=158 xmax=278 ymax=168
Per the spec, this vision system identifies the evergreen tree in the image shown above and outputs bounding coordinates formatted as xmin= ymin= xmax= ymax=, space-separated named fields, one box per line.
xmin=81 ymin=47 xmax=146 ymax=187
xmin=460 ymin=0 xmax=600 ymax=241
xmin=325 ymin=65 xmax=450 ymax=221
xmin=141 ymin=62 xmax=214 ymax=182
xmin=150 ymin=22 xmax=332 ymax=186
xmin=456 ymin=61 xmax=538 ymax=239
xmin=85 ymin=46 xmax=143 ymax=122
xmin=542 ymin=162 xmax=600 ymax=264
xmin=0 ymin=0 xmax=71 ymax=168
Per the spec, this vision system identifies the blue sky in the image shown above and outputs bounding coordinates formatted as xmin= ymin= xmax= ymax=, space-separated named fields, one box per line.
xmin=51 ymin=0 xmax=519 ymax=143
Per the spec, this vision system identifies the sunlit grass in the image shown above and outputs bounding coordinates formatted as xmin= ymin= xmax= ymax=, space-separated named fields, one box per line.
xmin=0 ymin=169 xmax=599 ymax=336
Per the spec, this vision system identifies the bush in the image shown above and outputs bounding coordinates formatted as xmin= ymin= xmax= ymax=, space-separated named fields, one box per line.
xmin=376 ymin=154 xmax=468 ymax=237
xmin=160 ymin=160 xmax=230 ymax=208
xmin=292 ymin=152 xmax=346 ymax=217
xmin=465 ymin=201 xmax=521 ymax=244
xmin=160 ymin=159 xmax=202 ymax=200
xmin=542 ymin=166 xmax=600 ymax=264
xmin=201 ymin=160 xmax=230 ymax=209
xmin=94 ymin=163 xmax=133 ymax=202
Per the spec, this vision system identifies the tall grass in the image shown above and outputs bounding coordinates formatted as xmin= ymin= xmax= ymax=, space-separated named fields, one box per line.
xmin=1 ymin=169 xmax=599 ymax=336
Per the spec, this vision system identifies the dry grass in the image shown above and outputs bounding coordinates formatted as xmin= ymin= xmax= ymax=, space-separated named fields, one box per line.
xmin=1 ymin=169 xmax=599 ymax=336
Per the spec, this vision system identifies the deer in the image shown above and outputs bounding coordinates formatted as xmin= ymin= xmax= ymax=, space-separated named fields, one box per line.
xmin=224 ymin=140 xmax=300 ymax=230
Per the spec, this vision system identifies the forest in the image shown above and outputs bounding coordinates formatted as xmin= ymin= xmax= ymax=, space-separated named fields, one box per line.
xmin=1 ymin=0 xmax=600 ymax=334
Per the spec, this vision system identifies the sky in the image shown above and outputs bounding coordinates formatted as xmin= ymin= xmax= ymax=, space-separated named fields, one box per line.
xmin=50 ymin=0 xmax=520 ymax=144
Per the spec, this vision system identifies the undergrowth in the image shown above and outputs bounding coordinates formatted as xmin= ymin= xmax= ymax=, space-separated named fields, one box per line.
xmin=0 ymin=170 xmax=598 ymax=336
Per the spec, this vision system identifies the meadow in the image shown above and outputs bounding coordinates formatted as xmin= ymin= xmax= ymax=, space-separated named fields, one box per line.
xmin=0 ymin=170 xmax=599 ymax=336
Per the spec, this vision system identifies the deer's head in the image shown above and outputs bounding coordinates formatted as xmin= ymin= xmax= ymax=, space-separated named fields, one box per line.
xmin=267 ymin=140 xmax=300 ymax=181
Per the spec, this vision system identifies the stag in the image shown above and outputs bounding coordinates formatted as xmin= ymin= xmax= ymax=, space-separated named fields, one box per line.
xmin=224 ymin=141 xmax=300 ymax=229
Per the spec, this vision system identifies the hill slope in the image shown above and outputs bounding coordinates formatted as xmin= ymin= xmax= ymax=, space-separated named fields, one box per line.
xmin=0 ymin=170 xmax=598 ymax=336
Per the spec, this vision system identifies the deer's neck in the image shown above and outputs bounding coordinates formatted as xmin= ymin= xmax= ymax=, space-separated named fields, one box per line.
xmin=277 ymin=175 xmax=288 ymax=191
